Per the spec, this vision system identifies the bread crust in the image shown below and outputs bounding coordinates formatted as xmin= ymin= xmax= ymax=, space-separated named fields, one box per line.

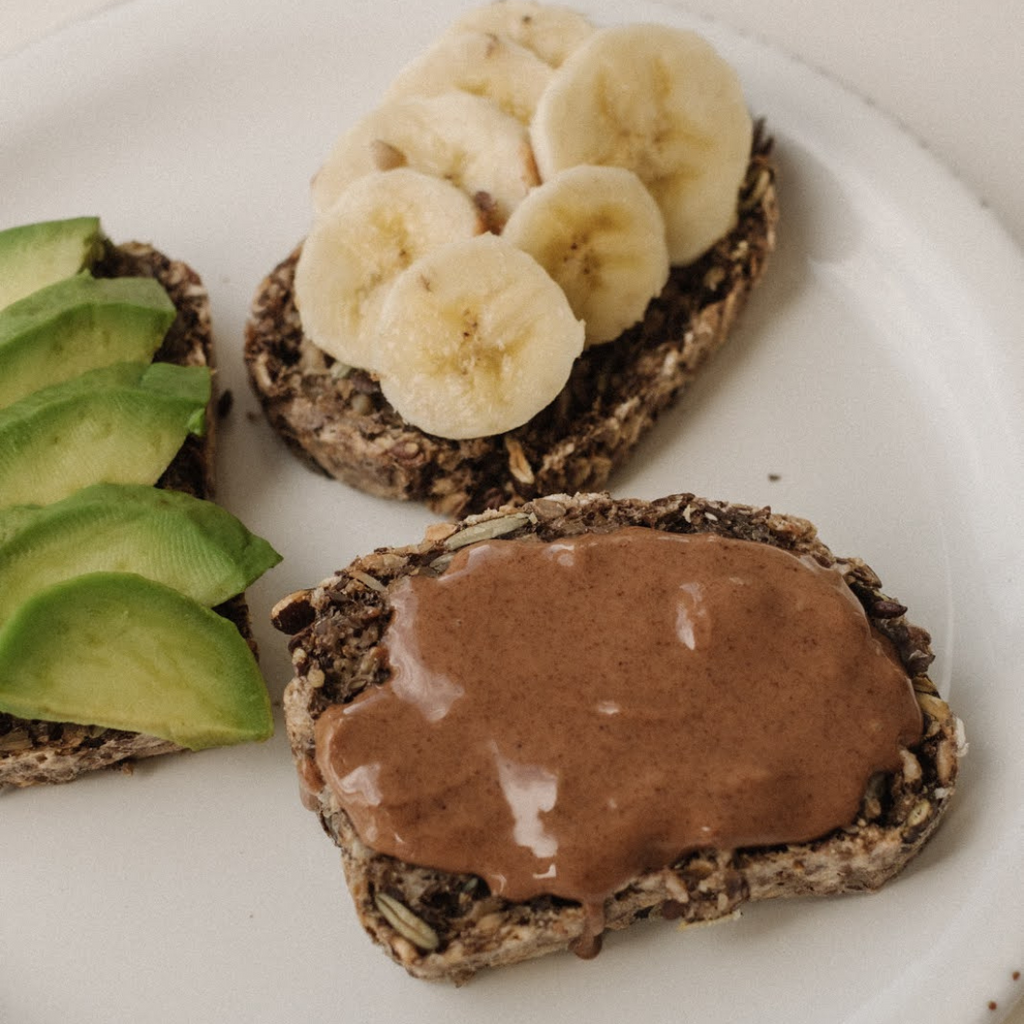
xmin=0 ymin=240 xmax=255 ymax=788
xmin=245 ymin=125 xmax=778 ymax=518
xmin=276 ymin=491 xmax=962 ymax=983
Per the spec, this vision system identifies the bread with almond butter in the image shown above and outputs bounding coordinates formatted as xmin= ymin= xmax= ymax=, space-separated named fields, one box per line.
xmin=273 ymin=490 xmax=962 ymax=983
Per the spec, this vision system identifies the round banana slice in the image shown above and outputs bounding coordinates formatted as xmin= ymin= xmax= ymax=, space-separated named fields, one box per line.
xmin=502 ymin=164 xmax=670 ymax=345
xmin=530 ymin=24 xmax=753 ymax=266
xmin=375 ymin=233 xmax=584 ymax=439
xmin=311 ymin=93 xmax=539 ymax=229
xmin=385 ymin=29 xmax=554 ymax=125
xmin=449 ymin=1 xmax=595 ymax=67
xmin=294 ymin=168 xmax=484 ymax=374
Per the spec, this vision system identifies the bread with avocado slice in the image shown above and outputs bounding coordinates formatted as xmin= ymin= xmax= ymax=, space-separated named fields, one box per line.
xmin=244 ymin=123 xmax=777 ymax=518
xmin=0 ymin=239 xmax=270 ymax=787
xmin=0 ymin=215 xmax=105 ymax=310
xmin=272 ymin=490 xmax=962 ymax=983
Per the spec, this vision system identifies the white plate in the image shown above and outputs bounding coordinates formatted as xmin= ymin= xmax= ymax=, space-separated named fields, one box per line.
xmin=2 ymin=1 xmax=1023 ymax=1021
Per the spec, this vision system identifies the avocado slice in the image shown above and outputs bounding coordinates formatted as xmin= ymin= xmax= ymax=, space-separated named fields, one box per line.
xmin=0 ymin=505 xmax=39 ymax=547
xmin=0 ymin=361 xmax=210 ymax=509
xmin=0 ymin=483 xmax=282 ymax=627
xmin=0 ymin=217 xmax=106 ymax=310
xmin=0 ymin=274 xmax=176 ymax=409
xmin=0 ymin=571 xmax=274 ymax=750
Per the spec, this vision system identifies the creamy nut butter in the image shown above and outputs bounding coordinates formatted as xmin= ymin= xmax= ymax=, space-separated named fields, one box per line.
xmin=315 ymin=528 xmax=922 ymax=931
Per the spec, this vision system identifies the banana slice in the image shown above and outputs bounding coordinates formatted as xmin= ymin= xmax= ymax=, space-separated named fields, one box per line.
xmin=385 ymin=29 xmax=554 ymax=125
xmin=530 ymin=24 xmax=753 ymax=266
xmin=449 ymin=1 xmax=595 ymax=67
xmin=502 ymin=164 xmax=670 ymax=345
xmin=311 ymin=92 xmax=539 ymax=229
xmin=375 ymin=233 xmax=584 ymax=439
xmin=294 ymin=168 xmax=484 ymax=374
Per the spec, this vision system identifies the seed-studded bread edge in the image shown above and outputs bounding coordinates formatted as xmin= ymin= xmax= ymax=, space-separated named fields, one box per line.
xmin=244 ymin=125 xmax=778 ymax=519
xmin=0 ymin=240 xmax=257 ymax=788
xmin=274 ymin=491 xmax=963 ymax=984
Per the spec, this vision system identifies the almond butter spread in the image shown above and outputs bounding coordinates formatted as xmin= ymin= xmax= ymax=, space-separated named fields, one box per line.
xmin=314 ymin=527 xmax=922 ymax=942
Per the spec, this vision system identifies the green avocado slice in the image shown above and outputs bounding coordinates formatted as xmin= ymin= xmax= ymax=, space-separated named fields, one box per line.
xmin=0 ymin=483 xmax=281 ymax=628
xmin=0 ymin=572 xmax=274 ymax=750
xmin=0 ymin=361 xmax=210 ymax=509
xmin=0 ymin=273 xmax=176 ymax=409
xmin=0 ymin=216 xmax=106 ymax=311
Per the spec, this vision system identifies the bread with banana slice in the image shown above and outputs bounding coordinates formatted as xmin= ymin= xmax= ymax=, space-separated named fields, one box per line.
xmin=244 ymin=8 xmax=778 ymax=518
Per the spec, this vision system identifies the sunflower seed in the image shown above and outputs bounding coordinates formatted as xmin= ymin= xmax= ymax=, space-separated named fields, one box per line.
xmin=444 ymin=512 xmax=532 ymax=550
xmin=374 ymin=892 xmax=440 ymax=951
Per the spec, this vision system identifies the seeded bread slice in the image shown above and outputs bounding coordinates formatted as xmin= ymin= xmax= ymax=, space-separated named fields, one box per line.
xmin=244 ymin=125 xmax=778 ymax=519
xmin=0 ymin=240 xmax=257 ymax=788
xmin=274 ymin=490 xmax=962 ymax=984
